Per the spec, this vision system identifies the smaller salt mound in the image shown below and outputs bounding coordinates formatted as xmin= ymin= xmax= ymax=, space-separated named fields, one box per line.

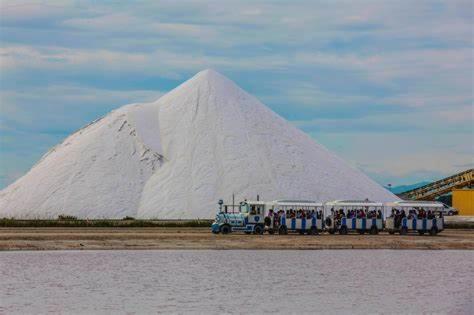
xmin=0 ymin=107 xmax=160 ymax=219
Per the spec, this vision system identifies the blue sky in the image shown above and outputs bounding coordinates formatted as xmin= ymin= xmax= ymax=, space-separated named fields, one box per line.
xmin=0 ymin=0 xmax=472 ymax=188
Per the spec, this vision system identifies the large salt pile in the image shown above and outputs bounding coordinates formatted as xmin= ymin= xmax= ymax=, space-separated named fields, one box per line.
xmin=0 ymin=70 xmax=397 ymax=219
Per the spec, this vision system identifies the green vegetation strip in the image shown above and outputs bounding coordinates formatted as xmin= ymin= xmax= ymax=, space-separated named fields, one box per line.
xmin=0 ymin=218 xmax=212 ymax=228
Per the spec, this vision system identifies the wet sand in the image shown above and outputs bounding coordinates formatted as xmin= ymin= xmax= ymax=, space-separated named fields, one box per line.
xmin=0 ymin=227 xmax=473 ymax=250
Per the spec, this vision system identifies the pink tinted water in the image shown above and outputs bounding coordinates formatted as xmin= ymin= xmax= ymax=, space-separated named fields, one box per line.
xmin=0 ymin=250 xmax=472 ymax=314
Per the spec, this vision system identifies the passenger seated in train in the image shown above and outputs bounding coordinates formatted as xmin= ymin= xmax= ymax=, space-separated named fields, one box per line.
xmin=317 ymin=210 xmax=323 ymax=219
xmin=338 ymin=209 xmax=345 ymax=219
xmin=357 ymin=209 xmax=366 ymax=219
xmin=265 ymin=209 xmax=274 ymax=227
xmin=273 ymin=210 xmax=280 ymax=228
xmin=427 ymin=210 xmax=435 ymax=219
xmin=394 ymin=209 xmax=401 ymax=228
xmin=377 ymin=210 xmax=383 ymax=219
xmin=299 ymin=209 xmax=305 ymax=218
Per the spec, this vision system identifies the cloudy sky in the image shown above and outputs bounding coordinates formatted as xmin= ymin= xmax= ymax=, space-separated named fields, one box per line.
xmin=0 ymin=0 xmax=472 ymax=188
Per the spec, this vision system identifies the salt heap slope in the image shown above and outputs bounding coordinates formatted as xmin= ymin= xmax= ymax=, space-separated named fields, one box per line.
xmin=0 ymin=70 xmax=397 ymax=219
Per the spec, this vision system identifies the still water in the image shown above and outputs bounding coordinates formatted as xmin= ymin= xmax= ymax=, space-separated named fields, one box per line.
xmin=0 ymin=250 xmax=473 ymax=314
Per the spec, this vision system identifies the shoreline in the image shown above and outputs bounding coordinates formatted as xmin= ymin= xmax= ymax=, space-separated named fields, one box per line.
xmin=0 ymin=227 xmax=473 ymax=251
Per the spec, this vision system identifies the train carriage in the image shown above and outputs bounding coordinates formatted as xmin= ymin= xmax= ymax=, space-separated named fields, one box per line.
xmin=271 ymin=200 xmax=324 ymax=235
xmin=385 ymin=201 xmax=445 ymax=235
xmin=325 ymin=200 xmax=384 ymax=235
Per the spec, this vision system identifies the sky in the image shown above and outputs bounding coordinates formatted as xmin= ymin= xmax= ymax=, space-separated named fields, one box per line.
xmin=0 ymin=0 xmax=473 ymax=189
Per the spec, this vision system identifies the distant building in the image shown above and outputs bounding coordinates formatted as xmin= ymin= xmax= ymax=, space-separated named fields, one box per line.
xmin=452 ymin=189 xmax=473 ymax=216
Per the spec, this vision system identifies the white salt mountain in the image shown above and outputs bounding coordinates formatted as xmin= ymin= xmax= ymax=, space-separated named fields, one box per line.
xmin=0 ymin=70 xmax=397 ymax=219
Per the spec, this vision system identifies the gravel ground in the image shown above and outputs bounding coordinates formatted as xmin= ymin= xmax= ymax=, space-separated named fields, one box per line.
xmin=0 ymin=227 xmax=473 ymax=250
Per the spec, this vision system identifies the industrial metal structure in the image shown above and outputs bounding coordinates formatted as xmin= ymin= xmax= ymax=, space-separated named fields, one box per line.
xmin=398 ymin=169 xmax=473 ymax=201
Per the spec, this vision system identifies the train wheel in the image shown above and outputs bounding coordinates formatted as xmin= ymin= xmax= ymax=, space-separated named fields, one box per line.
xmin=264 ymin=217 xmax=272 ymax=226
xmin=388 ymin=231 xmax=395 ymax=235
xmin=358 ymin=229 xmax=365 ymax=235
xmin=339 ymin=226 xmax=348 ymax=235
xmin=254 ymin=224 xmax=264 ymax=235
xmin=328 ymin=228 xmax=336 ymax=235
xmin=279 ymin=225 xmax=288 ymax=235
xmin=268 ymin=229 xmax=275 ymax=235
xmin=370 ymin=226 xmax=378 ymax=235
xmin=400 ymin=227 xmax=408 ymax=235
xmin=310 ymin=226 xmax=318 ymax=235
xmin=220 ymin=224 xmax=231 ymax=234
xmin=325 ymin=218 xmax=332 ymax=227
xmin=429 ymin=227 xmax=438 ymax=236
xmin=418 ymin=230 xmax=425 ymax=236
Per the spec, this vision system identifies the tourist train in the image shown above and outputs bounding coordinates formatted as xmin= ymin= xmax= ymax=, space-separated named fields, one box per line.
xmin=211 ymin=199 xmax=445 ymax=236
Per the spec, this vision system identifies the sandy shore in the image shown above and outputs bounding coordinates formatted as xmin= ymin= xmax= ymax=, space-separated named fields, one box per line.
xmin=0 ymin=227 xmax=473 ymax=250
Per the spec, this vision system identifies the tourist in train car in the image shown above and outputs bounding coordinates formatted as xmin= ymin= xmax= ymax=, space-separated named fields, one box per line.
xmin=317 ymin=210 xmax=322 ymax=219
xmin=377 ymin=210 xmax=383 ymax=219
xmin=296 ymin=209 xmax=302 ymax=219
xmin=290 ymin=210 xmax=296 ymax=218
xmin=427 ymin=210 xmax=435 ymax=219
xmin=309 ymin=210 xmax=315 ymax=219
xmin=394 ymin=210 xmax=401 ymax=228
xmin=273 ymin=210 xmax=280 ymax=228
xmin=389 ymin=209 xmax=395 ymax=218
xmin=416 ymin=209 xmax=422 ymax=219
xmin=339 ymin=209 xmax=345 ymax=218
